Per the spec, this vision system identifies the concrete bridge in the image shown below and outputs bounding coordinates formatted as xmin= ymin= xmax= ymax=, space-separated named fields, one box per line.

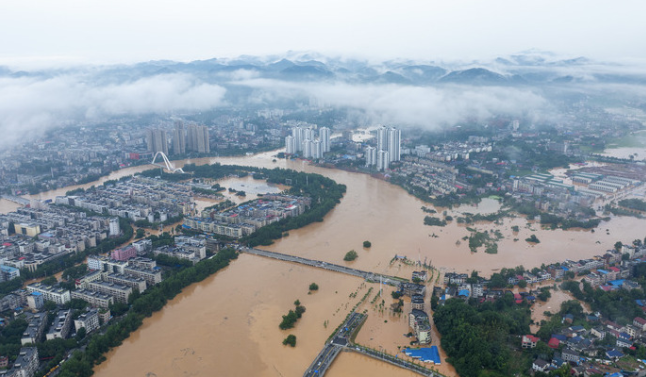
xmin=1 ymin=195 xmax=30 ymax=206
xmin=240 ymin=247 xmax=406 ymax=286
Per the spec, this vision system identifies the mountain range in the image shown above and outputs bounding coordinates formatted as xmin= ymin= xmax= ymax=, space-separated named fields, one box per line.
xmin=2 ymin=51 xmax=646 ymax=86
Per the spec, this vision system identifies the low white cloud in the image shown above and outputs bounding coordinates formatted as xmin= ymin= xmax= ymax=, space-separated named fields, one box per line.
xmin=216 ymin=69 xmax=261 ymax=81
xmin=0 ymin=74 xmax=227 ymax=148
xmin=237 ymin=79 xmax=549 ymax=128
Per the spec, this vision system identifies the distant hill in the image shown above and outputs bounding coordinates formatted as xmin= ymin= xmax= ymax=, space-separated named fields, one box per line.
xmin=438 ymin=68 xmax=509 ymax=85
xmin=1 ymin=51 xmax=645 ymax=87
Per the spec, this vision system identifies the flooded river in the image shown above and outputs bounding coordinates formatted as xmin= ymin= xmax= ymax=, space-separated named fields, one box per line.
xmin=5 ymin=150 xmax=646 ymax=377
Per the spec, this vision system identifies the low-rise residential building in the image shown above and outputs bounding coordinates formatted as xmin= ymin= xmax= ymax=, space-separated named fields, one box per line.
xmin=74 ymin=270 xmax=103 ymax=289
xmin=21 ymin=314 xmax=47 ymax=345
xmin=110 ymin=246 xmax=137 ymax=261
xmin=124 ymin=265 xmax=162 ymax=287
xmin=411 ymin=294 xmax=424 ymax=310
xmin=71 ymin=289 xmax=114 ymax=308
xmin=616 ymin=333 xmax=632 ymax=348
xmin=561 ymin=348 xmax=580 ymax=363
xmin=590 ymin=327 xmax=606 ymax=340
xmin=472 ymin=284 xmax=484 ymax=298
xmin=522 ymin=335 xmax=539 ymax=349
xmin=104 ymin=273 xmax=147 ymax=293
xmin=46 ymin=309 xmax=72 ymax=341
xmin=98 ymin=309 xmax=111 ymax=325
xmin=87 ymin=281 xmax=132 ymax=303
xmin=10 ymin=347 xmax=39 ymax=377
xmin=412 ymin=271 xmax=428 ymax=282
xmin=74 ymin=308 xmax=100 ymax=334
xmin=400 ymin=282 xmax=426 ymax=297
xmin=0 ymin=265 xmax=21 ymax=282
xmin=26 ymin=292 xmax=43 ymax=311
xmin=532 ymin=359 xmax=549 ymax=372
xmin=633 ymin=317 xmax=646 ymax=331
xmin=26 ymin=283 xmax=70 ymax=305
xmin=0 ymin=293 xmax=22 ymax=312
xmin=409 ymin=309 xmax=432 ymax=345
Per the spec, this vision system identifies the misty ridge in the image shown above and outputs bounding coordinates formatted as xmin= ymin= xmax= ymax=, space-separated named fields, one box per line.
xmin=1 ymin=50 xmax=646 ymax=148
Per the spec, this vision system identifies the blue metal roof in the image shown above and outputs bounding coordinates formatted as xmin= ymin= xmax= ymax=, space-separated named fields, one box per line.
xmin=404 ymin=346 xmax=441 ymax=364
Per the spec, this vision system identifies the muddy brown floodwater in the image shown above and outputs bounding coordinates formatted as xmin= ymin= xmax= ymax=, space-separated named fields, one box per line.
xmin=6 ymin=150 xmax=646 ymax=377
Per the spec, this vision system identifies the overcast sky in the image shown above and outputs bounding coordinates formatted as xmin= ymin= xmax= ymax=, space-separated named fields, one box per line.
xmin=1 ymin=0 xmax=645 ymax=67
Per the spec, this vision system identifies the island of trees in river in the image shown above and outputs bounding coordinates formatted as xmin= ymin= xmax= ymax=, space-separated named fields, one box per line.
xmin=159 ymin=163 xmax=348 ymax=246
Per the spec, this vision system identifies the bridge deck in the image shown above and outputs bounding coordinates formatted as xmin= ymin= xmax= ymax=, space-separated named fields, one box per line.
xmin=241 ymin=247 xmax=405 ymax=286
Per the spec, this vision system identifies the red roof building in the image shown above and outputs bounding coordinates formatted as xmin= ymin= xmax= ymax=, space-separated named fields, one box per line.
xmin=548 ymin=337 xmax=560 ymax=349
xmin=522 ymin=335 xmax=539 ymax=349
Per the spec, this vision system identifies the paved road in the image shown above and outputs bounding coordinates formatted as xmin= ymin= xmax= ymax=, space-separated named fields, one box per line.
xmin=303 ymin=312 xmax=366 ymax=377
xmin=240 ymin=247 xmax=404 ymax=286
xmin=303 ymin=343 xmax=342 ymax=377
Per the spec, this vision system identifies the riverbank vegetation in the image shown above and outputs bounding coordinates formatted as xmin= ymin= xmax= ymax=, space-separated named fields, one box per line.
xmin=619 ymin=198 xmax=646 ymax=212
xmin=434 ymin=295 xmax=532 ymax=377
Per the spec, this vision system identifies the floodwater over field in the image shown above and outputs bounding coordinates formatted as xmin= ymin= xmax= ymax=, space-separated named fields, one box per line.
xmin=600 ymin=147 xmax=646 ymax=161
xmin=6 ymin=150 xmax=646 ymax=377
xmin=529 ymin=283 xmax=593 ymax=333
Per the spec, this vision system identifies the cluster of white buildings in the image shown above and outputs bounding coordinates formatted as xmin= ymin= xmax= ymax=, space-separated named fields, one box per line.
xmin=147 ymin=121 xmax=210 ymax=156
xmin=365 ymin=126 xmax=401 ymax=171
xmin=54 ymin=176 xmax=191 ymax=222
xmin=185 ymin=194 xmax=311 ymax=239
xmin=0 ymin=205 xmax=120 ymax=274
xmin=152 ymin=236 xmax=208 ymax=264
xmin=284 ymin=125 xmax=331 ymax=159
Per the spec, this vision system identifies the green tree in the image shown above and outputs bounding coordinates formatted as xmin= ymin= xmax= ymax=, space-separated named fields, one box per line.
xmin=487 ymin=273 xmax=507 ymax=288
xmin=430 ymin=295 xmax=439 ymax=310
xmin=282 ymin=334 xmax=296 ymax=347
xmin=75 ymin=327 xmax=87 ymax=341
xmin=344 ymin=250 xmax=358 ymax=261
xmin=43 ymin=300 xmax=57 ymax=311
xmin=518 ymin=280 xmax=528 ymax=288
xmin=41 ymin=276 xmax=58 ymax=286
xmin=309 ymin=283 xmax=319 ymax=291
xmin=279 ymin=310 xmax=298 ymax=329
xmin=615 ymin=241 xmax=623 ymax=252
xmin=363 ymin=240 xmax=372 ymax=248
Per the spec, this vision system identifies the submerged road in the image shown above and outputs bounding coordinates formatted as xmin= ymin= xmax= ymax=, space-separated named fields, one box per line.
xmin=240 ymin=247 xmax=406 ymax=286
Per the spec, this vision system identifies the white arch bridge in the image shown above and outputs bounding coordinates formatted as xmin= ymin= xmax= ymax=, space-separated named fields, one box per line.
xmin=151 ymin=152 xmax=185 ymax=173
